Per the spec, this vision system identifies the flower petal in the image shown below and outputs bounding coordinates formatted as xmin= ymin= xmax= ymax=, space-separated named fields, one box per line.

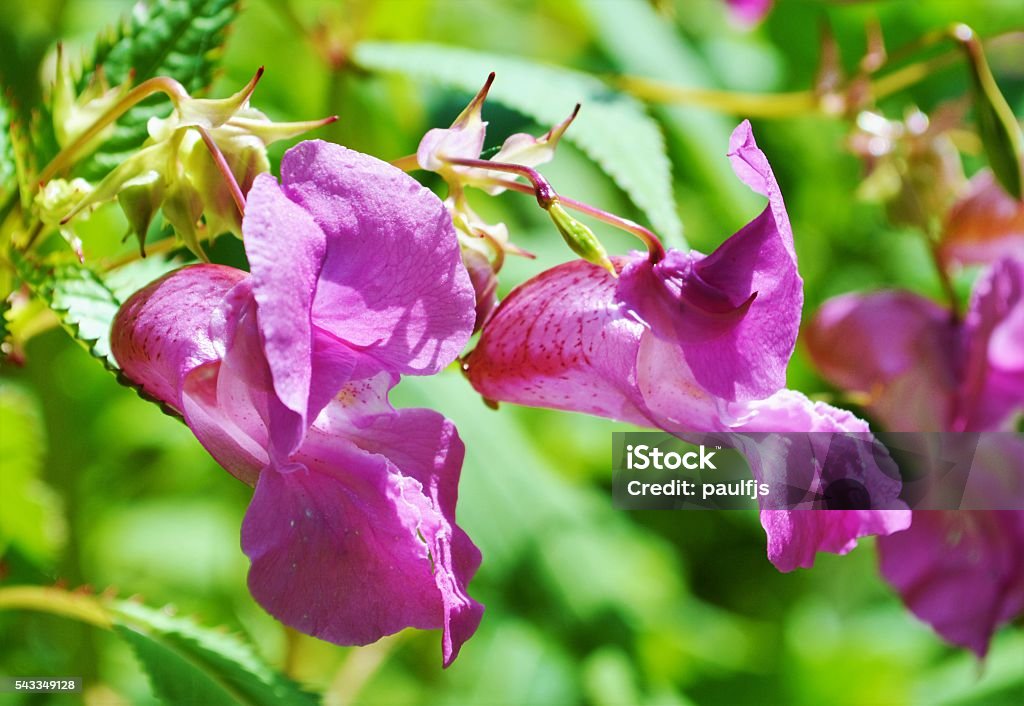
xmin=279 ymin=141 xmax=475 ymax=375
xmin=240 ymin=383 xmax=482 ymax=666
xmin=878 ymin=510 xmax=1024 ymax=656
xmin=111 ymin=264 xmax=245 ymax=411
xmin=617 ymin=121 xmax=801 ymax=402
xmin=729 ymin=390 xmax=912 ymax=571
xmin=466 ymin=257 xmax=651 ymax=424
xmin=806 ymin=291 xmax=958 ymax=431
xmin=726 ymin=0 xmax=774 ymax=25
xmin=941 ymin=170 xmax=1024 ymax=268
xmin=242 ymin=172 xmax=326 ymax=430
xmin=314 ymin=397 xmax=484 ymax=666
xmin=956 ymin=256 xmax=1024 ymax=431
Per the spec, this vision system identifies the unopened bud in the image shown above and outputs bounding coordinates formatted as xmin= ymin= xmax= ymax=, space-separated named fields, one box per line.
xmin=957 ymin=24 xmax=1023 ymax=200
xmin=548 ymin=201 xmax=615 ymax=275
xmin=162 ymin=178 xmax=206 ymax=261
xmin=117 ymin=171 xmax=165 ymax=255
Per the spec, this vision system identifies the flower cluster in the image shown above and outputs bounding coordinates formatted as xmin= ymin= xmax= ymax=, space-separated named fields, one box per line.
xmin=59 ymin=69 xmax=333 ymax=258
xmin=111 ymin=141 xmax=483 ymax=666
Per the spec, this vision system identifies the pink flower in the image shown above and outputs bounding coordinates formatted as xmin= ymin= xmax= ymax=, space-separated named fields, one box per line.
xmin=466 ymin=121 xmax=910 ymax=571
xmin=726 ymin=0 xmax=774 ymax=26
xmin=112 ymin=141 xmax=483 ymax=666
xmin=807 ymin=256 xmax=1024 ymax=655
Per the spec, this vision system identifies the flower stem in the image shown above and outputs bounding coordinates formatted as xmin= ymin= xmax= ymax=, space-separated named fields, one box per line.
xmin=615 ymin=78 xmax=819 ymax=118
xmin=38 ymin=76 xmax=189 ymax=184
xmin=196 ymin=125 xmax=246 ymax=217
xmin=443 ymin=156 xmax=667 ymax=262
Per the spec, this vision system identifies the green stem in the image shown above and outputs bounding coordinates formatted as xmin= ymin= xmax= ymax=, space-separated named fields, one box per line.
xmin=616 ymin=78 xmax=818 ymax=118
xmin=0 ymin=586 xmax=112 ymax=629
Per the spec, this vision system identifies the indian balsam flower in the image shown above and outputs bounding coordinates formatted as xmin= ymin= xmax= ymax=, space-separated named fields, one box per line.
xmin=465 ymin=121 xmax=911 ymax=572
xmin=807 ymin=255 xmax=1024 ymax=655
xmin=112 ymin=141 xmax=483 ymax=666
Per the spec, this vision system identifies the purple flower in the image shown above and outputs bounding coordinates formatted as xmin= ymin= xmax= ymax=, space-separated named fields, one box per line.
xmin=807 ymin=256 xmax=1024 ymax=433
xmin=112 ymin=141 xmax=482 ymax=666
xmin=807 ymin=256 xmax=1024 ymax=655
xmin=725 ymin=0 xmax=774 ymax=25
xmin=466 ymin=121 xmax=910 ymax=570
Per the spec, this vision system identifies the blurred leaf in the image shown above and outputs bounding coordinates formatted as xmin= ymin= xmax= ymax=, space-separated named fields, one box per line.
xmin=353 ymin=41 xmax=685 ymax=246
xmin=112 ymin=601 xmax=319 ymax=706
xmin=0 ymin=91 xmax=15 ymax=207
xmin=0 ymin=384 xmax=65 ymax=565
xmin=12 ymin=253 xmax=179 ymax=370
xmin=579 ymin=0 xmax=759 ymax=236
xmin=75 ymin=0 xmax=239 ymax=178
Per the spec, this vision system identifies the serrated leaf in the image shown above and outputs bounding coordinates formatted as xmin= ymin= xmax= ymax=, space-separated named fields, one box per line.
xmin=353 ymin=41 xmax=685 ymax=246
xmin=0 ymin=384 xmax=66 ymax=565
xmin=13 ymin=253 xmax=180 ymax=370
xmin=112 ymin=601 xmax=319 ymax=706
xmin=0 ymin=586 xmax=317 ymax=706
xmin=74 ymin=0 xmax=239 ymax=179
xmin=579 ymin=0 xmax=760 ymax=231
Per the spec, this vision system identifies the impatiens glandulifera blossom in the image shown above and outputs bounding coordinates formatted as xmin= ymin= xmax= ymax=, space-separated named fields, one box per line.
xmin=806 ymin=256 xmax=1024 ymax=655
xmin=416 ymin=73 xmax=579 ymax=329
xmin=725 ymin=0 xmax=774 ymax=26
xmin=466 ymin=120 xmax=911 ymax=571
xmin=111 ymin=141 xmax=483 ymax=666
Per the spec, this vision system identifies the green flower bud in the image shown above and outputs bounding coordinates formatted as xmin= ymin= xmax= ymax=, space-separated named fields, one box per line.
xmin=956 ymin=24 xmax=1023 ymax=200
xmin=162 ymin=177 xmax=206 ymax=261
xmin=548 ymin=201 xmax=615 ymax=275
xmin=117 ymin=171 xmax=165 ymax=255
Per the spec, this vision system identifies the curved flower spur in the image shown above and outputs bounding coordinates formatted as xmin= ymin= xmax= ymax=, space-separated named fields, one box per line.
xmin=111 ymin=141 xmax=483 ymax=666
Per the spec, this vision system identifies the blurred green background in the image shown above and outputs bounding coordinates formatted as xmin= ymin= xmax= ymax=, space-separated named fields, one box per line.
xmin=1 ymin=0 xmax=1023 ymax=704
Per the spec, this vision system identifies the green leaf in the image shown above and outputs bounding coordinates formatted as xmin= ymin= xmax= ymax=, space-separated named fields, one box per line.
xmin=579 ymin=0 xmax=760 ymax=233
xmin=0 ymin=91 xmax=15 ymax=207
xmin=13 ymin=253 xmax=180 ymax=370
xmin=111 ymin=601 xmax=319 ymax=706
xmin=0 ymin=586 xmax=318 ymax=706
xmin=0 ymin=384 xmax=65 ymax=565
xmin=76 ymin=0 xmax=239 ymax=179
xmin=353 ymin=41 xmax=685 ymax=246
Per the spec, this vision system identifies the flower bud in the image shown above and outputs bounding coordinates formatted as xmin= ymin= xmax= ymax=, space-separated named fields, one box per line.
xmin=956 ymin=24 xmax=1023 ymax=200
xmin=117 ymin=171 xmax=165 ymax=255
xmin=548 ymin=201 xmax=615 ymax=276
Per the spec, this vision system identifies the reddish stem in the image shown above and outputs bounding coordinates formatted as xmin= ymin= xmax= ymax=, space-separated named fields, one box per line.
xmin=444 ymin=156 xmax=666 ymax=262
